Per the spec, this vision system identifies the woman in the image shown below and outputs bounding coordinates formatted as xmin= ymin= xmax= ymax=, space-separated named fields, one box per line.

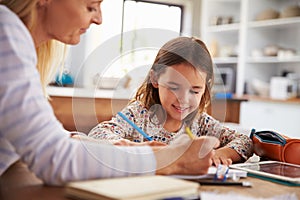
xmin=0 ymin=0 xmax=219 ymax=185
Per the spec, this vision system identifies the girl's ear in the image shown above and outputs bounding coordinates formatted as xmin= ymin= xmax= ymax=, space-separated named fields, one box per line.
xmin=150 ymin=70 xmax=159 ymax=88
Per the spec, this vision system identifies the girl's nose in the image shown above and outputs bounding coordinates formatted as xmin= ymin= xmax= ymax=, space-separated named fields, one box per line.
xmin=177 ymin=90 xmax=189 ymax=104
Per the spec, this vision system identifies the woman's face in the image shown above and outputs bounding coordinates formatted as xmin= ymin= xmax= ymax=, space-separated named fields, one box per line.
xmin=36 ymin=0 xmax=102 ymax=45
xmin=153 ymin=63 xmax=207 ymax=126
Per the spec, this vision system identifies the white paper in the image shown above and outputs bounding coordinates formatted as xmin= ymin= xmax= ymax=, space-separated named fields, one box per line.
xmin=200 ymin=191 xmax=298 ymax=200
xmin=170 ymin=166 xmax=247 ymax=180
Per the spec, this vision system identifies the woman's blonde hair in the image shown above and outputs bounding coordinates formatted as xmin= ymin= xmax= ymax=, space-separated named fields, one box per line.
xmin=1 ymin=0 xmax=66 ymax=96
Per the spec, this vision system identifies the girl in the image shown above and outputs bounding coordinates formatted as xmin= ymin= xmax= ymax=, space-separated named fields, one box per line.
xmin=88 ymin=36 xmax=253 ymax=166
xmin=0 ymin=1 xmax=218 ymax=185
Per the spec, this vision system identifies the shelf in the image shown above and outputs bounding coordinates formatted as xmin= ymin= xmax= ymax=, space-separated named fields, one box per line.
xmin=209 ymin=0 xmax=240 ymax=2
xmin=213 ymin=57 xmax=238 ymax=64
xmin=248 ymin=17 xmax=300 ymax=29
xmin=202 ymin=0 xmax=300 ymax=96
xmin=247 ymin=56 xmax=300 ymax=63
xmin=206 ymin=23 xmax=240 ymax=32
xmin=202 ymin=0 xmax=300 ymax=135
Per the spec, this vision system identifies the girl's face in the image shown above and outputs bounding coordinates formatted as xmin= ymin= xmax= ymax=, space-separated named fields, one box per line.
xmin=36 ymin=0 xmax=102 ymax=45
xmin=153 ymin=63 xmax=207 ymax=127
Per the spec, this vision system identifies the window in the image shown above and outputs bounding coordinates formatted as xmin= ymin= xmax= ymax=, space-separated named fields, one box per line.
xmin=123 ymin=0 xmax=182 ymax=33
xmin=103 ymin=0 xmax=183 ymax=78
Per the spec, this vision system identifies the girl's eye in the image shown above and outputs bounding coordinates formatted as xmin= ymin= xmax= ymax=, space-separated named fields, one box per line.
xmin=168 ymin=87 xmax=179 ymax=91
xmin=190 ymin=90 xmax=200 ymax=94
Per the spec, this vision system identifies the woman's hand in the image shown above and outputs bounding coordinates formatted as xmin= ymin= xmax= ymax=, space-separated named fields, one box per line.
xmin=153 ymin=135 xmax=219 ymax=175
xmin=212 ymin=146 xmax=242 ymax=166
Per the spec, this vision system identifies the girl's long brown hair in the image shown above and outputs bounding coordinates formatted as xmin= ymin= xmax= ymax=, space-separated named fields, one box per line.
xmin=133 ymin=36 xmax=213 ymax=124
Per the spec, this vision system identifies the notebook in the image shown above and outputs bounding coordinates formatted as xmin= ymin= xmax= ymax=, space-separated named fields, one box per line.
xmin=65 ymin=175 xmax=199 ymax=200
xmin=170 ymin=166 xmax=247 ymax=180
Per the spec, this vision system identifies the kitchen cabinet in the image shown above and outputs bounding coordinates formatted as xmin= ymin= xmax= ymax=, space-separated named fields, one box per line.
xmin=209 ymin=98 xmax=247 ymax=124
xmin=49 ymin=96 xmax=129 ymax=133
xmin=49 ymin=95 xmax=244 ymax=132
xmin=240 ymin=99 xmax=300 ymax=138
xmin=47 ymin=87 xmax=130 ymax=133
xmin=47 ymin=86 xmax=244 ymax=132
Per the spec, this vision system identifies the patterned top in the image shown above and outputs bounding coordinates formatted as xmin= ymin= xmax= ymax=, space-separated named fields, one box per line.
xmin=0 ymin=5 xmax=156 ymax=185
xmin=89 ymin=101 xmax=253 ymax=160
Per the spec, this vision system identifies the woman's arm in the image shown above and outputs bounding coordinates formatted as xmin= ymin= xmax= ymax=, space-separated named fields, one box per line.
xmin=0 ymin=8 xmax=156 ymax=185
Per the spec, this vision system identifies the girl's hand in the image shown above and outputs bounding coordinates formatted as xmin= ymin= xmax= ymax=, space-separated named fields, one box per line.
xmin=141 ymin=141 xmax=167 ymax=146
xmin=113 ymin=139 xmax=166 ymax=146
xmin=212 ymin=147 xmax=242 ymax=166
xmin=71 ymin=134 xmax=99 ymax=142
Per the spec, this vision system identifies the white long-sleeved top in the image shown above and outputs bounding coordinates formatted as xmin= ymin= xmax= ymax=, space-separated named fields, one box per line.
xmin=0 ymin=5 xmax=156 ymax=185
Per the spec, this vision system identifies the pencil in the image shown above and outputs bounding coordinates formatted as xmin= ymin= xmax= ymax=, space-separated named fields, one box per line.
xmin=195 ymin=180 xmax=252 ymax=187
xmin=185 ymin=127 xmax=194 ymax=139
xmin=117 ymin=112 xmax=153 ymax=141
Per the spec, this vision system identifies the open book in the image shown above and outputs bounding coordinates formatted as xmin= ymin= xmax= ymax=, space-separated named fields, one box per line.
xmin=65 ymin=175 xmax=199 ymax=200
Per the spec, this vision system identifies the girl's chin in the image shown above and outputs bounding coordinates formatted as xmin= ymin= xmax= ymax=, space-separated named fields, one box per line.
xmin=170 ymin=113 xmax=189 ymax=122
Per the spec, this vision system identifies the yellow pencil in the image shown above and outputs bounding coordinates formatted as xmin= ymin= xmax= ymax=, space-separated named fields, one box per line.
xmin=185 ymin=127 xmax=194 ymax=139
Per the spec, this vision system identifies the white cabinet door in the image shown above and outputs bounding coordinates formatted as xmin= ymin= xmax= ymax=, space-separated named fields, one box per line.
xmin=240 ymin=101 xmax=300 ymax=138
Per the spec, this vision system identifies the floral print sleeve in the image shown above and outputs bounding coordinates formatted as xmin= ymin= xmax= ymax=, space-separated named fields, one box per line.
xmin=193 ymin=113 xmax=253 ymax=160
xmin=89 ymin=101 xmax=180 ymax=143
xmin=88 ymin=101 xmax=151 ymax=142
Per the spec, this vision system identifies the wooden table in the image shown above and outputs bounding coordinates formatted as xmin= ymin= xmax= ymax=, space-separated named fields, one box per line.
xmin=1 ymin=161 xmax=299 ymax=200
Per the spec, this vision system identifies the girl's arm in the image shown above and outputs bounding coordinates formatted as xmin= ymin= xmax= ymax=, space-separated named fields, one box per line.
xmin=87 ymin=119 xmax=128 ymax=141
xmin=88 ymin=102 xmax=149 ymax=143
xmin=212 ymin=146 xmax=242 ymax=166
xmin=197 ymin=113 xmax=253 ymax=165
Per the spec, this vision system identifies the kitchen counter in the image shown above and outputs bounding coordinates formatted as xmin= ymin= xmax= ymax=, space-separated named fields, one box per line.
xmin=47 ymin=86 xmax=132 ymax=100
xmin=47 ymin=86 xmax=130 ymax=133
xmin=47 ymin=87 xmax=249 ymax=132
